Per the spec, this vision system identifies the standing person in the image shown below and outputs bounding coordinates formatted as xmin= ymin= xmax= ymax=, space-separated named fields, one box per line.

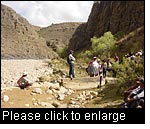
xmin=67 ymin=50 xmax=76 ymax=80
xmin=98 ymin=62 xmax=103 ymax=88
xmin=107 ymin=59 xmax=112 ymax=71
xmin=102 ymin=60 xmax=107 ymax=78
xmin=88 ymin=57 xmax=99 ymax=77
xmin=17 ymin=72 xmax=33 ymax=89
xmin=92 ymin=57 xmax=99 ymax=76
xmin=114 ymin=54 xmax=119 ymax=62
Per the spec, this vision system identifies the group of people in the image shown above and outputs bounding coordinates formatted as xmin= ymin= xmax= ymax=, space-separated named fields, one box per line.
xmin=66 ymin=50 xmax=112 ymax=82
xmin=17 ymin=49 xmax=76 ymax=89
xmin=120 ymin=77 xmax=144 ymax=108
xmin=125 ymin=50 xmax=143 ymax=63
xmin=16 ymin=50 xmax=144 ymax=109
xmin=87 ymin=57 xmax=101 ymax=77
xmin=86 ymin=57 xmax=117 ymax=79
xmin=67 ymin=50 xmax=144 ymax=108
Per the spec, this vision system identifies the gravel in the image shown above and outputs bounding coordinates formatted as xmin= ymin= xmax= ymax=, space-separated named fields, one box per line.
xmin=1 ymin=59 xmax=53 ymax=88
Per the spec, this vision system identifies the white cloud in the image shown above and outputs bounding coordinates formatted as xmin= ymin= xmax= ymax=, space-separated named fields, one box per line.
xmin=1 ymin=1 xmax=93 ymax=27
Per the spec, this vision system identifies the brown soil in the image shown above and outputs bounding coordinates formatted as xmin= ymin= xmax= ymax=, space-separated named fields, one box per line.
xmin=1 ymin=76 xmax=113 ymax=108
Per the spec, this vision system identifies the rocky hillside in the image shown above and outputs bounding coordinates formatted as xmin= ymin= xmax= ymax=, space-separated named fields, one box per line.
xmin=68 ymin=1 xmax=144 ymax=53
xmin=1 ymin=4 xmax=57 ymax=59
xmin=38 ymin=22 xmax=82 ymax=51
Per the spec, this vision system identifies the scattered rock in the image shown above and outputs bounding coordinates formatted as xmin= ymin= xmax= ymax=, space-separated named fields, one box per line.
xmin=32 ymin=82 xmax=42 ymax=87
xmin=49 ymin=84 xmax=60 ymax=90
xmin=67 ymin=89 xmax=75 ymax=95
xmin=86 ymin=94 xmax=94 ymax=100
xmin=42 ymin=82 xmax=53 ymax=87
xmin=25 ymin=104 xmax=29 ymax=107
xmin=33 ymin=102 xmax=38 ymax=106
xmin=90 ymin=91 xmax=98 ymax=97
xmin=68 ymin=105 xmax=80 ymax=108
xmin=58 ymin=103 xmax=68 ymax=108
xmin=52 ymin=101 xmax=61 ymax=107
xmin=51 ymin=89 xmax=59 ymax=95
xmin=50 ymin=80 xmax=58 ymax=84
xmin=57 ymin=93 xmax=65 ymax=101
xmin=32 ymin=88 xmax=42 ymax=94
xmin=47 ymin=97 xmax=53 ymax=101
xmin=59 ymin=86 xmax=68 ymax=94
xmin=30 ymin=92 xmax=36 ymax=95
xmin=70 ymin=100 xmax=76 ymax=105
xmin=32 ymin=98 xmax=36 ymax=101
xmin=3 ymin=95 xmax=9 ymax=102
xmin=38 ymin=75 xmax=51 ymax=82
xmin=39 ymin=102 xmax=55 ymax=108
xmin=52 ymin=93 xmax=58 ymax=99
xmin=32 ymin=98 xmax=38 ymax=106
xmin=45 ymin=89 xmax=53 ymax=94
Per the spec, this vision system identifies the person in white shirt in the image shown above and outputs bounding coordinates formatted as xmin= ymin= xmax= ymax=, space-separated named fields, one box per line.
xmin=67 ymin=50 xmax=76 ymax=80
xmin=126 ymin=78 xmax=144 ymax=108
xmin=88 ymin=57 xmax=100 ymax=77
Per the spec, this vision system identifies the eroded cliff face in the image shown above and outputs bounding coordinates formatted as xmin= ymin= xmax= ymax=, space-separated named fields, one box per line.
xmin=1 ymin=4 xmax=57 ymax=59
xmin=38 ymin=22 xmax=81 ymax=51
xmin=68 ymin=1 xmax=144 ymax=52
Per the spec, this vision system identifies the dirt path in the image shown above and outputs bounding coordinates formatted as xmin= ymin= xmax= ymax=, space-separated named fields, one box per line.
xmin=63 ymin=76 xmax=113 ymax=90
xmin=1 ymin=59 xmax=117 ymax=108
xmin=1 ymin=75 xmax=116 ymax=108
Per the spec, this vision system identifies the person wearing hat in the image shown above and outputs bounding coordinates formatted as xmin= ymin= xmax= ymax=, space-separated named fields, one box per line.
xmin=17 ymin=72 xmax=33 ymax=89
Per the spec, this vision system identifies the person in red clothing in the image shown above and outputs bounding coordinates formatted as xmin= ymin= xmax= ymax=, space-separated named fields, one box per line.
xmin=17 ymin=72 xmax=33 ymax=89
xmin=114 ymin=55 xmax=119 ymax=62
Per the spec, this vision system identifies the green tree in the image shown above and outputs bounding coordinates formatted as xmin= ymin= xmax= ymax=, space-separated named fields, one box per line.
xmin=91 ymin=32 xmax=116 ymax=59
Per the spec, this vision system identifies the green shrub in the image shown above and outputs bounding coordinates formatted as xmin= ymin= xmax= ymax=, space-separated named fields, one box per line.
xmin=112 ymin=57 xmax=144 ymax=94
xmin=56 ymin=47 xmax=67 ymax=58
xmin=91 ymin=32 xmax=116 ymax=59
xmin=114 ymin=31 xmax=125 ymax=39
xmin=76 ymin=32 xmax=116 ymax=63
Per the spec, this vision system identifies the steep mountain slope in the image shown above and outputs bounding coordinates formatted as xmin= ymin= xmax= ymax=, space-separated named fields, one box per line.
xmin=38 ymin=22 xmax=81 ymax=51
xmin=68 ymin=1 xmax=144 ymax=53
xmin=1 ymin=4 xmax=57 ymax=59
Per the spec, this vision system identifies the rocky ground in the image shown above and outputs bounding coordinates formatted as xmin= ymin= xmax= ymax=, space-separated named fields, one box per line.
xmin=1 ymin=59 xmax=55 ymax=88
xmin=1 ymin=59 xmax=121 ymax=108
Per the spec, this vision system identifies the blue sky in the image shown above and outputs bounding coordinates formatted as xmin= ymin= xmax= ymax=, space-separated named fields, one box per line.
xmin=1 ymin=1 xmax=93 ymax=27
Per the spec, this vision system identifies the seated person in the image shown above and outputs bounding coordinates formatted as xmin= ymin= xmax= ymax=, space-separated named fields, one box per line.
xmin=126 ymin=78 xmax=144 ymax=108
xmin=17 ymin=72 xmax=33 ymax=89
xmin=124 ymin=77 xmax=141 ymax=101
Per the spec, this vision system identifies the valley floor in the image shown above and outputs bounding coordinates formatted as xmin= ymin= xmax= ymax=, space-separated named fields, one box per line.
xmin=1 ymin=59 xmax=122 ymax=108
